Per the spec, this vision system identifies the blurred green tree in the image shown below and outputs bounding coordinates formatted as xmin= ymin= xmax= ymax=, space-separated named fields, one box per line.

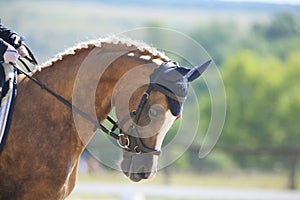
xmin=190 ymin=22 xmax=241 ymax=65
xmin=253 ymin=12 xmax=300 ymax=41
xmin=251 ymin=12 xmax=300 ymax=59
xmin=217 ymin=49 xmax=300 ymax=168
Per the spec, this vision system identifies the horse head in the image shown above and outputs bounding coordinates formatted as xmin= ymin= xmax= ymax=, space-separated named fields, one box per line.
xmin=114 ymin=60 xmax=211 ymax=182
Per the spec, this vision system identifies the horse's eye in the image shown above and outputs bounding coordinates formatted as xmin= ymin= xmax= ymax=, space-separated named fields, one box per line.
xmin=149 ymin=107 xmax=157 ymax=117
xmin=149 ymin=106 xmax=163 ymax=117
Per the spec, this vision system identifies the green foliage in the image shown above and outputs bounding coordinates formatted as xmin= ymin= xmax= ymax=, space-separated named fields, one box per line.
xmin=247 ymin=12 xmax=300 ymax=60
xmin=253 ymin=12 xmax=300 ymax=41
xmin=218 ymin=49 xmax=300 ymax=167
xmin=190 ymin=22 xmax=241 ymax=65
xmin=276 ymin=51 xmax=300 ymax=147
xmin=221 ymin=50 xmax=281 ymax=146
xmin=219 ymin=13 xmax=300 ymax=149
xmin=190 ymin=11 xmax=300 ymax=169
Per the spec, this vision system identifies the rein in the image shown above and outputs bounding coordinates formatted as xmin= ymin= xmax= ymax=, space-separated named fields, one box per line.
xmin=11 ymin=63 xmax=120 ymax=140
xmin=11 ymin=61 xmax=175 ymax=155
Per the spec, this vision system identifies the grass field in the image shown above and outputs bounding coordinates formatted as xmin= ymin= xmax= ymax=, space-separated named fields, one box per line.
xmin=66 ymin=170 xmax=298 ymax=199
xmin=75 ymin=170 xmax=292 ymax=189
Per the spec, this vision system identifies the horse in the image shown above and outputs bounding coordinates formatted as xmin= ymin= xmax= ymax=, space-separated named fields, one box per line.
xmin=0 ymin=37 xmax=210 ymax=199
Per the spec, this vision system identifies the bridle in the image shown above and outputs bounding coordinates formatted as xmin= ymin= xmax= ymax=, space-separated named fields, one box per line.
xmin=115 ymin=82 xmax=185 ymax=156
xmin=114 ymin=84 xmax=160 ymax=155
xmin=13 ymin=60 xmax=184 ymax=156
xmin=111 ymin=61 xmax=188 ymax=155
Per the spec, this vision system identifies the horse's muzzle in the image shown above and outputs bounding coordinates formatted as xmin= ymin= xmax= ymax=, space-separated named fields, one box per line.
xmin=120 ymin=151 xmax=157 ymax=182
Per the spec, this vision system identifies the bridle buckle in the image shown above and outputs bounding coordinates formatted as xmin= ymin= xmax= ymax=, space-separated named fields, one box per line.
xmin=117 ymin=134 xmax=130 ymax=150
xmin=134 ymin=146 xmax=142 ymax=154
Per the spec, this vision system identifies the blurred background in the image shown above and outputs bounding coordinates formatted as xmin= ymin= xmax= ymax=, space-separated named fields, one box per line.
xmin=1 ymin=0 xmax=300 ymax=199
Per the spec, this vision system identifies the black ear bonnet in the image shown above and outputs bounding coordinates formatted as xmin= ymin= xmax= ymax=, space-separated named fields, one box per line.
xmin=150 ymin=62 xmax=189 ymax=116
xmin=150 ymin=60 xmax=211 ymax=116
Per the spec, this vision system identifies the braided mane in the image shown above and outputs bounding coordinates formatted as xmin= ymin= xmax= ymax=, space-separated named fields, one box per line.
xmin=41 ymin=36 xmax=170 ymax=69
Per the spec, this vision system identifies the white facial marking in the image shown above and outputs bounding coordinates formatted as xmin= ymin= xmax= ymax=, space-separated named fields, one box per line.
xmin=155 ymin=110 xmax=177 ymax=150
xmin=149 ymin=110 xmax=176 ymax=178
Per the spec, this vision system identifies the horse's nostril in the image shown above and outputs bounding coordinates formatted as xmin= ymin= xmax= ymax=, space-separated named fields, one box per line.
xmin=137 ymin=166 xmax=151 ymax=179
xmin=137 ymin=172 xmax=148 ymax=179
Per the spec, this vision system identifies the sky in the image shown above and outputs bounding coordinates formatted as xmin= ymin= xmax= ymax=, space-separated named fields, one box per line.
xmin=221 ymin=0 xmax=300 ymax=5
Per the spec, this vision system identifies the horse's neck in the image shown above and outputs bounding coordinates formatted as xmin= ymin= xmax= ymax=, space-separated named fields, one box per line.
xmin=32 ymin=45 xmax=163 ymax=145
xmin=29 ymin=47 xmax=91 ymax=102
xmin=35 ymin=43 xmax=164 ymax=105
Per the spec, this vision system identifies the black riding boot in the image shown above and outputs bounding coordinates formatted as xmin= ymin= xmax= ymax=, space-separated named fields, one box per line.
xmin=0 ymin=63 xmax=5 ymax=102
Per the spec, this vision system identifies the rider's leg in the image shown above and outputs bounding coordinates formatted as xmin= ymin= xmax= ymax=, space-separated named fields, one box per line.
xmin=0 ymin=63 xmax=5 ymax=101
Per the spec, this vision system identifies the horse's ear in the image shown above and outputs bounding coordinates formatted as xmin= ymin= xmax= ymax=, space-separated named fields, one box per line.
xmin=185 ymin=60 xmax=212 ymax=82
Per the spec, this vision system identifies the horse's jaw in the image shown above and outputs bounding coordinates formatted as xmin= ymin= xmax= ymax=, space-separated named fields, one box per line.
xmin=120 ymin=151 xmax=158 ymax=182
